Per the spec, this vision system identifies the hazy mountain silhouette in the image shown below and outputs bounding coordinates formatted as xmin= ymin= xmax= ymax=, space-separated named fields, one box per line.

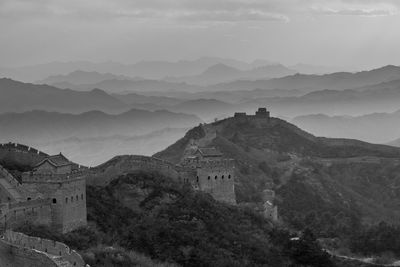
xmin=0 ymin=78 xmax=128 ymax=113
xmin=0 ymin=109 xmax=201 ymax=165
xmin=38 ymin=70 xmax=136 ymax=85
xmin=112 ymin=92 xmax=184 ymax=106
xmin=34 ymin=128 xmax=190 ymax=166
xmin=288 ymin=63 xmax=353 ymax=75
xmin=166 ymin=98 xmax=237 ymax=121
xmin=242 ymin=79 xmax=400 ymax=118
xmin=1 ymin=58 xmax=279 ymax=82
xmin=165 ymin=63 xmax=296 ymax=85
xmin=292 ymin=110 xmax=400 ymax=144
xmin=50 ymin=78 xmax=202 ymax=93
xmin=209 ymin=65 xmax=400 ymax=93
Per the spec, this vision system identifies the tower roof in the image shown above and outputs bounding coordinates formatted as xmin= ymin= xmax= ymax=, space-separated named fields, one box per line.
xmin=34 ymin=153 xmax=72 ymax=168
xmin=196 ymin=147 xmax=223 ymax=157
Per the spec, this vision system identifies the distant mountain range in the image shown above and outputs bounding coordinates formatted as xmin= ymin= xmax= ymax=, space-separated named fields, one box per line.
xmin=0 ymin=78 xmax=127 ymax=113
xmin=51 ymin=78 xmax=201 ymax=93
xmin=292 ymin=110 xmax=400 ymax=144
xmin=247 ymin=79 xmax=400 ymax=118
xmin=0 ymin=109 xmax=201 ymax=144
xmin=37 ymin=70 xmax=137 ymax=85
xmin=206 ymin=65 xmax=400 ymax=93
xmin=33 ymin=127 xmax=190 ymax=166
xmin=164 ymin=63 xmax=296 ymax=85
xmin=0 ymin=57 xmax=278 ymax=82
xmin=1 ymin=58 xmax=348 ymax=83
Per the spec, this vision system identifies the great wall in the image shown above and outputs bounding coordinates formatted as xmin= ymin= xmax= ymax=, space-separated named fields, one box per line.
xmin=0 ymin=108 xmax=278 ymax=266
xmin=0 ymin=230 xmax=85 ymax=267
xmin=0 ymin=142 xmax=88 ymax=266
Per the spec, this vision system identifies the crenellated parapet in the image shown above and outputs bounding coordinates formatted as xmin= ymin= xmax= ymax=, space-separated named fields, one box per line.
xmin=87 ymin=155 xmax=181 ymax=186
xmin=0 ymin=143 xmax=49 ymax=168
xmin=182 ymin=158 xmax=235 ymax=170
xmin=2 ymin=230 xmax=86 ymax=267
xmin=233 ymin=108 xmax=271 ymax=125
xmin=21 ymin=171 xmax=88 ymax=183
xmin=0 ymin=142 xmax=48 ymax=157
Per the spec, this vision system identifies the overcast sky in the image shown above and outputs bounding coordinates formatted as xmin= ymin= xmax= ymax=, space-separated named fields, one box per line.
xmin=1 ymin=0 xmax=399 ymax=69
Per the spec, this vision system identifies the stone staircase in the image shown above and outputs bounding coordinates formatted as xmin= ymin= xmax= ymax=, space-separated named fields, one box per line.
xmin=0 ymin=165 xmax=28 ymax=202
xmin=0 ymin=178 xmax=23 ymax=202
xmin=49 ymin=255 xmax=74 ymax=267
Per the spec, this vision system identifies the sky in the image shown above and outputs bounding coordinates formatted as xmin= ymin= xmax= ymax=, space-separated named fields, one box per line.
xmin=1 ymin=0 xmax=400 ymax=69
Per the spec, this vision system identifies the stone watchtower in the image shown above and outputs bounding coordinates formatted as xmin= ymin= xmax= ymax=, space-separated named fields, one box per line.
xmin=181 ymin=147 xmax=236 ymax=205
xmin=255 ymin=107 xmax=270 ymax=118
xmin=21 ymin=154 xmax=87 ymax=233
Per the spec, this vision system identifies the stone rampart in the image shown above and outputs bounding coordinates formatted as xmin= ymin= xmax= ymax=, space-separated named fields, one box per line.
xmin=87 ymin=155 xmax=181 ymax=186
xmin=0 ymin=143 xmax=48 ymax=157
xmin=22 ymin=171 xmax=88 ymax=184
xmin=0 ymin=237 xmax=58 ymax=267
xmin=0 ymin=143 xmax=49 ymax=168
xmin=0 ymin=199 xmax=52 ymax=232
xmin=1 ymin=230 xmax=86 ymax=266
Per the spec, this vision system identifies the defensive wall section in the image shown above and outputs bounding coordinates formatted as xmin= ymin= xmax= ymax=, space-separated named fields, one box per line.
xmin=86 ymin=155 xmax=181 ymax=186
xmin=87 ymin=155 xmax=237 ymax=204
xmin=21 ymin=172 xmax=87 ymax=234
xmin=0 ymin=199 xmax=52 ymax=232
xmin=0 ymin=230 xmax=86 ymax=267
xmin=0 ymin=143 xmax=49 ymax=168
xmin=182 ymin=158 xmax=236 ymax=204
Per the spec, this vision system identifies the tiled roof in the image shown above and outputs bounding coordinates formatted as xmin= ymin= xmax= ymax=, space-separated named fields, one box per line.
xmin=197 ymin=147 xmax=222 ymax=157
xmin=35 ymin=153 xmax=71 ymax=167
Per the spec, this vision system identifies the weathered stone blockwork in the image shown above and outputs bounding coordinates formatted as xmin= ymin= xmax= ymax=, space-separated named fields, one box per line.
xmin=21 ymin=173 xmax=87 ymax=233
xmin=0 ymin=230 xmax=86 ymax=267
xmin=182 ymin=158 xmax=236 ymax=204
xmin=0 ymin=143 xmax=48 ymax=168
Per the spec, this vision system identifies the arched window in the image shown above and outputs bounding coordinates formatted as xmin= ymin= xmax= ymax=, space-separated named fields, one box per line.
xmin=208 ymin=176 xmax=210 ymax=180
xmin=76 ymin=195 xmax=78 ymax=201
xmin=215 ymin=175 xmax=218 ymax=180
xmin=52 ymin=198 xmax=57 ymax=204
xmin=71 ymin=196 xmax=73 ymax=203
xmin=228 ymin=175 xmax=231 ymax=179
xmin=196 ymin=176 xmax=199 ymax=183
xmin=222 ymin=175 xmax=224 ymax=179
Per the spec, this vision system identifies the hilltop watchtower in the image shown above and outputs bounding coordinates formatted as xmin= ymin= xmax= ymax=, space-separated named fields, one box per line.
xmin=21 ymin=154 xmax=87 ymax=233
xmin=181 ymin=147 xmax=236 ymax=205
xmin=255 ymin=107 xmax=270 ymax=118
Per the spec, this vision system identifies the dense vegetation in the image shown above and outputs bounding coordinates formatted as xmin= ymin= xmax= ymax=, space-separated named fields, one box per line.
xmin=349 ymin=222 xmax=400 ymax=258
xmin=17 ymin=171 xmax=336 ymax=267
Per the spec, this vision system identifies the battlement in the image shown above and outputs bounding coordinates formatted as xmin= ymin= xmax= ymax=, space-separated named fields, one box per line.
xmin=21 ymin=170 xmax=87 ymax=183
xmin=2 ymin=230 xmax=86 ymax=266
xmin=233 ymin=107 xmax=270 ymax=121
xmin=0 ymin=143 xmax=48 ymax=157
xmin=182 ymin=158 xmax=235 ymax=171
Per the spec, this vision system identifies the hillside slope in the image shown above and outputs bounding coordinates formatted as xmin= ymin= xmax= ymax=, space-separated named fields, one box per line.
xmin=0 ymin=78 xmax=127 ymax=113
xmin=155 ymin=114 xmax=400 ymax=229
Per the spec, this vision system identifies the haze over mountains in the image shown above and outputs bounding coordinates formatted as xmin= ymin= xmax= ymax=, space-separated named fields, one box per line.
xmin=0 ymin=109 xmax=200 ymax=165
xmin=1 ymin=57 xmax=289 ymax=82
xmin=292 ymin=110 xmax=400 ymax=144
xmin=3 ymin=58 xmax=400 ymax=164
xmin=4 ymin=57 xmax=400 ymax=265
